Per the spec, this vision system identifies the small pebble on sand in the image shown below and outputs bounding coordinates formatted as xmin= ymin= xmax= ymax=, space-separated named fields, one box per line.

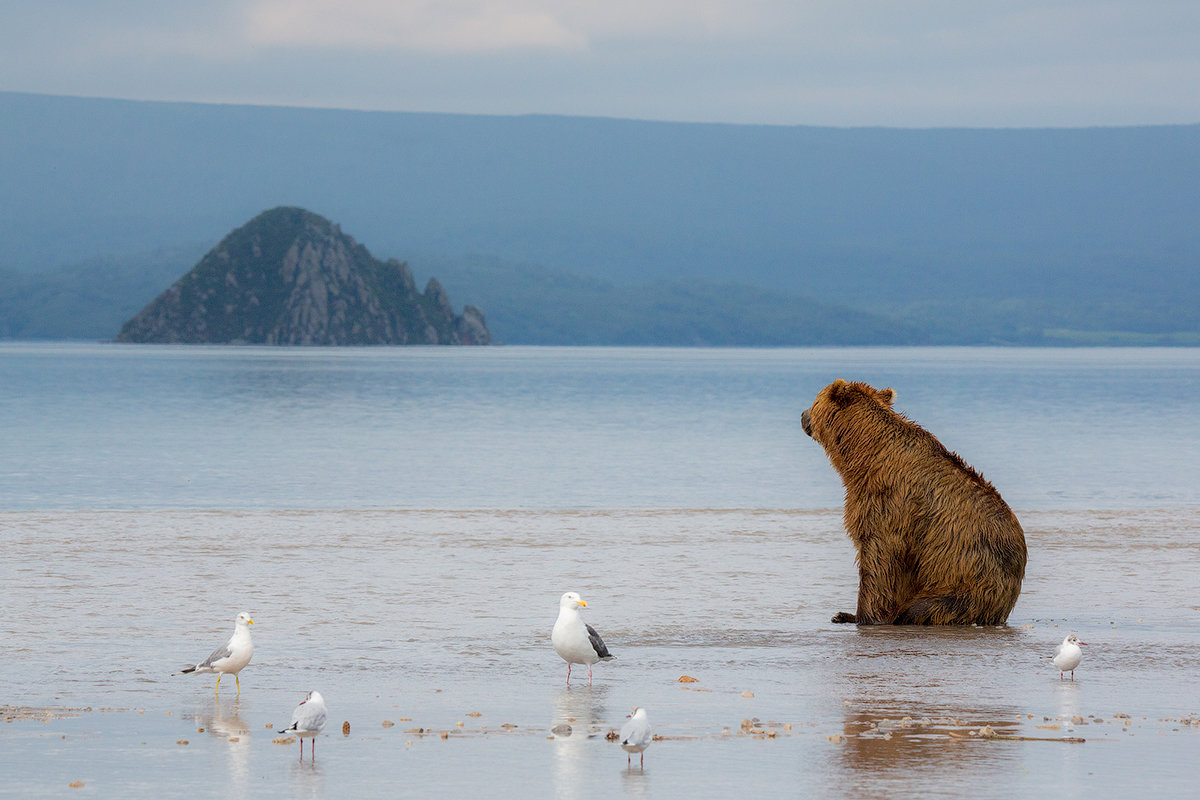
xmin=273 ymin=736 xmax=297 ymax=745
xmin=827 ymin=734 xmax=844 ymax=744
xmin=678 ymin=675 xmax=699 ymax=683
xmin=69 ymin=782 xmax=85 ymax=789
xmin=343 ymin=721 xmax=351 ymax=735
xmin=742 ymin=691 xmax=755 ymax=698
xmin=467 ymin=712 xmax=482 ymax=718
xmin=176 ymin=740 xmax=188 ymax=746
xmin=382 ymin=720 xmax=395 ymax=728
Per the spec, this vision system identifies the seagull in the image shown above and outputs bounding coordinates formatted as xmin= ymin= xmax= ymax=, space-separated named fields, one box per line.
xmin=175 ymin=612 xmax=255 ymax=695
xmin=552 ymin=592 xmax=614 ymax=686
xmin=619 ymin=706 xmax=652 ymax=768
xmin=1052 ymin=634 xmax=1086 ymax=680
xmin=280 ymin=691 xmax=327 ymax=760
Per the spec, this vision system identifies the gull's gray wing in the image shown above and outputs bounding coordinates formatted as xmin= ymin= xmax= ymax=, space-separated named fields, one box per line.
xmin=586 ymin=623 xmax=614 ymax=660
xmin=198 ymin=639 xmax=234 ymax=668
xmin=292 ymin=698 xmax=327 ymax=733
xmin=620 ymin=715 xmax=651 ymax=747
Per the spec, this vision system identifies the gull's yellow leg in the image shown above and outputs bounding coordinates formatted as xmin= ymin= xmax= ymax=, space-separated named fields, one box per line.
xmin=214 ymin=674 xmax=222 ymax=696
xmin=235 ymin=674 xmax=241 ymax=695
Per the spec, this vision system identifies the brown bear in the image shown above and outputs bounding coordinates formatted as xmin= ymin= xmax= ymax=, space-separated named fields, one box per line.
xmin=801 ymin=379 xmax=1026 ymax=625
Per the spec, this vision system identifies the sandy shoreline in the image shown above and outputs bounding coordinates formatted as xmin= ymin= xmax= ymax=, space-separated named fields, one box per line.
xmin=5 ymin=508 xmax=1200 ymax=797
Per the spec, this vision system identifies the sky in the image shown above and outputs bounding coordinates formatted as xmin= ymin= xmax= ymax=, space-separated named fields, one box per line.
xmin=2 ymin=0 xmax=1199 ymax=127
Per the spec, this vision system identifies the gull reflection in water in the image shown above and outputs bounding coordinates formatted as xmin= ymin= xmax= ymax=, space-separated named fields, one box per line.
xmin=620 ymin=761 xmax=651 ymax=797
xmin=193 ymin=698 xmax=252 ymax=795
xmin=1055 ymin=677 xmax=1081 ymax=721
xmin=552 ymin=685 xmax=611 ymax=797
xmin=289 ymin=755 xmax=325 ymax=796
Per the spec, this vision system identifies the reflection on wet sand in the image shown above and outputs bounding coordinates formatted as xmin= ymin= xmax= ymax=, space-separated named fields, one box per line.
xmin=193 ymin=697 xmax=251 ymax=741
xmin=552 ymin=686 xmax=611 ymax=797
xmin=619 ymin=764 xmax=651 ymax=797
xmin=825 ymin=624 xmax=1032 ymax=796
xmin=288 ymin=757 xmax=325 ymax=798
xmin=1054 ymin=680 xmax=1081 ymax=723
xmin=832 ymin=699 xmax=1028 ymax=800
xmin=190 ymin=698 xmax=252 ymax=797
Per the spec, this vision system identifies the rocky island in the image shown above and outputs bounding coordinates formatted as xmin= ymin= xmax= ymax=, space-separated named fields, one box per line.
xmin=115 ymin=207 xmax=490 ymax=345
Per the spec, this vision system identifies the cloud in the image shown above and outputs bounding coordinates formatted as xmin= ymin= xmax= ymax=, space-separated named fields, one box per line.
xmin=241 ymin=0 xmax=769 ymax=53
xmin=244 ymin=1 xmax=583 ymax=52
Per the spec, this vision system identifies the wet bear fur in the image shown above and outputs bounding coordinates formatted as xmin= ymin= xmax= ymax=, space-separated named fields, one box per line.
xmin=801 ymin=379 xmax=1026 ymax=625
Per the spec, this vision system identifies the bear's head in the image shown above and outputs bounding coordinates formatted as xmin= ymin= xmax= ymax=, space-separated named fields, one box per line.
xmin=801 ymin=379 xmax=895 ymax=450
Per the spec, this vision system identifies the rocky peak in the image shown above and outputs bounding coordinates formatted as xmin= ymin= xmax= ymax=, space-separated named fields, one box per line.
xmin=115 ymin=207 xmax=491 ymax=346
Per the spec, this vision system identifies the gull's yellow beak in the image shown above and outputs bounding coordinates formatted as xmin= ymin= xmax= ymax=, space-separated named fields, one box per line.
xmin=247 ymin=619 xmax=255 ymax=625
xmin=578 ymin=600 xmax=587 ymax=607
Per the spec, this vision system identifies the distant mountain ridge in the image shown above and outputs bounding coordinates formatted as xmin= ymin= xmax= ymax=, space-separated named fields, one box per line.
xmin=2 ymin=92 xmax=1198 ymax=345
xmin=115 ymin=208 xmax=490 ymax=345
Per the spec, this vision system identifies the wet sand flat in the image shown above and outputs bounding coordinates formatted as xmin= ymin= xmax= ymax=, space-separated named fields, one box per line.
xmin=2 ymin=507 xmax=1199 ymax=798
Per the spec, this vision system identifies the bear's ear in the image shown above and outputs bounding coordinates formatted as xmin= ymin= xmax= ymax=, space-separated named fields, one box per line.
xmin=877 ymin=387 xmax=895 ymax=406
xmin=828 ymin=379 xmax=850 ymax=403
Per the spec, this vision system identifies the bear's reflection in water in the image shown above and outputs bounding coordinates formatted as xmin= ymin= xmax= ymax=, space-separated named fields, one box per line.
xmin=828 ymin=624 xmax=1031 ymax=778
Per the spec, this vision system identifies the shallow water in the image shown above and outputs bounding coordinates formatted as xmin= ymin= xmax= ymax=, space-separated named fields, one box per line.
xmin=2 ymin=345 xmax=1199 ymax=797
xmin=4 ymin=508 xmax=1199 ymax=798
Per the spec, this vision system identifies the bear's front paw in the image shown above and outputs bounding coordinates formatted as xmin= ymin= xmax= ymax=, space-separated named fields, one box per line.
xmin=831 ymin=611 xmax=857 ymax=623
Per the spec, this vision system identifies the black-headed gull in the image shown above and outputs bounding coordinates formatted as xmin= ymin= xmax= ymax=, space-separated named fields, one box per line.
xmin=280 ymin=691 xmax=328 ymax=760
xmin=619 ymin=706 xmax=652 ymax=768
xmin=551 ymin=592 xmax=614 ymax=686
xmin=175 ymin=611 xmax=254 ymax=695
xmin=1052 ymin=634 xmax=1086 ymax=680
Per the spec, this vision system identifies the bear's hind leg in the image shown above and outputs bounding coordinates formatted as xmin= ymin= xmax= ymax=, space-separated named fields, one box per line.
xmin=895 ymin=594 xmax=971 ymax=625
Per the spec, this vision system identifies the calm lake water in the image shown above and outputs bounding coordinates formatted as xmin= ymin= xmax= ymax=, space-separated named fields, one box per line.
xmin=2 ymin=343 xmax=1199 ymax=799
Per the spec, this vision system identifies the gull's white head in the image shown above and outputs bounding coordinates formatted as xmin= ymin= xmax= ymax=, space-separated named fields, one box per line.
xmin=560 ymin=591 xmax=587 ymax=609
xmin=236 ymin=611 xmax=254 ymax=627
xmin=301 ymin=690 xmax=324 ymax=705
xmin=627 ymin=706 xmax=644 ymax=719
xmin=1064 ymin=634 xmax=1086 ymax=646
